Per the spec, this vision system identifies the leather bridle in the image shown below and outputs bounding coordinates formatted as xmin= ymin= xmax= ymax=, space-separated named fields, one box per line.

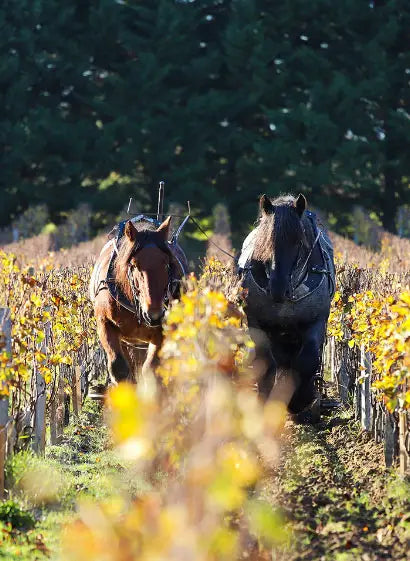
xmin=125 ymin=234 xmax=181 ymax=326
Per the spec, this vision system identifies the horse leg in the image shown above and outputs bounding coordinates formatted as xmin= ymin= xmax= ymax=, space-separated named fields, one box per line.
xmin=248 ymin=326 xmax=276 ymax=401
xmin=141 ymin=341 xmax=169 ymax=401
xmin=124 ymin=344 xmax=149 ymax=383
xmin=120 ymin=343 xmax=138 ymax=383
xmin=97 ymin=319 xmax=130 ymax=384
xmin=289 ymin=320 xmax=326 ymax=416
xmin=141 ymin=342 xmax=160 ymax=378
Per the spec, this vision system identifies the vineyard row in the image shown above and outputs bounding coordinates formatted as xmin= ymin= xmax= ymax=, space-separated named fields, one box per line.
xmin=0 ymin=251 xmax=409 ymax=494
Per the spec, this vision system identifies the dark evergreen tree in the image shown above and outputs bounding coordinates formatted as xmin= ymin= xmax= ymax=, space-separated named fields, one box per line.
xmin=0 ymin=0 xmax=408 ymax=233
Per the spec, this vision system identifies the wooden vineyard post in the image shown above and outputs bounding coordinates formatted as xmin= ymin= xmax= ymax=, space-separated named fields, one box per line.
xmin=323 ymin=337 xmax=333 ymax=382
xmin=33 ymin=322 xmax=51 ymax=455
xmin=72 ymin=365 xmax=82 ymax=417
xmin=0 ymin=405 xmax=7 ymax=499
xmin=399 ymin=411 xmax=409 ymax=475
xmin=50 ymin=367 xmax=66 ymax=445
xmin=49 ymin=391 xmax=57 ymax=445
xmin=58 ymin=368 xmax=66 ymax=441
xmin=33 ymin=366 xmax=46 ymax=455
xmin=337 ymin=344 xmax=350 ymax=404
xmin=50 ymin=367 xmax=60 ymax=445
xmin=0 ymin=308 xmax=11 ymax=498
xmin=384 ymin=412 xmax=397 ymax=468
xmin=353 ymin=346 xmax=361 ymax=422
xmin=359 ymin=345 xmax=372 ymax=432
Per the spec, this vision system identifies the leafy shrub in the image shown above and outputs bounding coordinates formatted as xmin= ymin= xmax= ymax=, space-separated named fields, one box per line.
xmin=62 ymin=271 xmax=287 ymax=561
xmin=13 ymin=205 xmax=50 ymax=240
xmin=6 ymin=451 xmax=38 ymax=489
xmin=0 ymin=500 xmax=35 ymax=530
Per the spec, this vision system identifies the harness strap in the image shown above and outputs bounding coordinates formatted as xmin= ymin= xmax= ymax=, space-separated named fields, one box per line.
xmin=239 ymin=211 xmax=335 ymax=302
xmin=299 ymin=230 xmax=321 ymax=278
xmin=103 ymin=229 xmax=186 ymax=323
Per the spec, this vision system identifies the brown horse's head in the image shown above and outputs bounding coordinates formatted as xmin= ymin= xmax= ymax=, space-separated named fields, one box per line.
xmin=115 ymin=217 xmax=172 ymax=325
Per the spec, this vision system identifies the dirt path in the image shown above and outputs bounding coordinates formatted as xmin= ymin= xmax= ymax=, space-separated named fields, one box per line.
xmin=264 ymin=408 xmax=409 ymax=561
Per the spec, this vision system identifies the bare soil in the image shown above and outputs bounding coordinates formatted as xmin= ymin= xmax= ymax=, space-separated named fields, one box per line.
xmin=264 ymin=407 xmax=409 ymax=561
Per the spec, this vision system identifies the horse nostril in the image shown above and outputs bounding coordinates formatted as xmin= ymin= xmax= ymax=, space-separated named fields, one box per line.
xmin=148 ymin=310 xmax=164 ymax=321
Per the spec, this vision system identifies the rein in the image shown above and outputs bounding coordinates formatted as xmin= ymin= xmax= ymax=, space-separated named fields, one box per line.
xmin=188 ymin=216 xmax=237 ymax=261
xmin=289 ymin=225 xmax=322 ymax=296
xmin=120 ymin=209 xmax=237 ymax=261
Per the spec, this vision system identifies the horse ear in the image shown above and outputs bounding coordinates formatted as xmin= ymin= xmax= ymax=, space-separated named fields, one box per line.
xmin=295 ymin=194 xmax=307 ymax=217
xmin=157 ymin=215 xmax=172 ymax=238
xmin=124 ymin=220 xmax=137 ymax=243
xmin=259 ymin=194 xmax=274 ymax=215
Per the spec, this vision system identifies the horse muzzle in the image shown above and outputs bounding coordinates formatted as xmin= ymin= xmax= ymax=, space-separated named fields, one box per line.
xmin=269 ymin=282 xmax=289 ymax=303
xmin=269 ymin=268 xmax=294 ymax=303
xmin=146 ymin=309 xmax=165 ymax=326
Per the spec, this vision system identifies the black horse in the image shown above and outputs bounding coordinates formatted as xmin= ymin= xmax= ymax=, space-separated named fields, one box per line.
xmin=238 ymin=194 xmax=335 ymax=421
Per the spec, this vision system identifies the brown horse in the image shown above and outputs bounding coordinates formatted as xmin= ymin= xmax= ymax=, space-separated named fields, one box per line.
xmin=89 ymin=216 xmax=187 ymax=385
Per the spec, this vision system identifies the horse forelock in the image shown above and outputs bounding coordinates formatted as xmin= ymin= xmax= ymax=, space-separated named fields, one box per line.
xmin=274 ymin=205 xmax=305 ymax=247
xmin=252 ymin=195 xmax=307 ymax=262
xmin=113 ymin=223 xmax=159 ymax=302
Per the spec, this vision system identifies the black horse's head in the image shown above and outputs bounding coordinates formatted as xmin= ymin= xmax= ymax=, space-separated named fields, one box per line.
xmin=255 ymin=193 xmax=308 ymax=302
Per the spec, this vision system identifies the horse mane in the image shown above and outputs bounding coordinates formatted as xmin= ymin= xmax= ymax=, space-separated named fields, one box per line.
xmin=114 ymin=222 xmax=157 ymax=301
xmin=252 ymin=195 xmax=307 ymax=262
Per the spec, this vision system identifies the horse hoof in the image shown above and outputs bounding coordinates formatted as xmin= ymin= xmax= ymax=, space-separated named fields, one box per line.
xmin=88 ymin=382 xmax=108 ymax=401
xmin=309 ymin=397 xmax=321 ymax=424
xmin=291 ymin=397 xmax=321 ymax=424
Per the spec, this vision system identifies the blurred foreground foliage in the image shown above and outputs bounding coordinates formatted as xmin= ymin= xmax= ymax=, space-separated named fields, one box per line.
xmin=62 ymin=265 xmax=288 ymax=561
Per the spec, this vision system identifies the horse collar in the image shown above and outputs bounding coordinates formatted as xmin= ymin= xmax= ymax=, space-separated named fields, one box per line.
xmin=239 ymin=210 xmax=334 ymax=303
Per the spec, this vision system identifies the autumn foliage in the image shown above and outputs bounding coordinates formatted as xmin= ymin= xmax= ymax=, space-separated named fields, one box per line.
xmin=0 ymin=250 xmax=96 ymax=418
xmin=62 ymin=270 xmax=287 ymax=561
xmin=328 ymin=237 xmax=409 ymax=413
xmin=0 ymin=229 xmax=409 ymax=559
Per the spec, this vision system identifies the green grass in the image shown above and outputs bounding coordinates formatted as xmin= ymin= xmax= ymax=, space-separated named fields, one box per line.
xmin=2 ymin=399 xmax=408 ymax=561
xmin=1 ymin=398 xmax=148 ymax=561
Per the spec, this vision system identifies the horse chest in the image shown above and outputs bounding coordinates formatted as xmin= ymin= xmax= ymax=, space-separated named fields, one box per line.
xmin=243 ymin=272 xmax=330 ymax=326
xmin=121 ymin=327 xmax=163 ymax=346
xmin=115 ymin=316 xmax=162 ymax=344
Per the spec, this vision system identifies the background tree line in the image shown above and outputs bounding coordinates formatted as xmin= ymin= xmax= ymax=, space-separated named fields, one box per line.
xmin=1 ymin=0 xmax=409 ymax=236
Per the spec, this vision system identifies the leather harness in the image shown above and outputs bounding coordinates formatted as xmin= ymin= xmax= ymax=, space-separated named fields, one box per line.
xmin=238 ymin=211 xmax=335 ymax=302
xmin=94 ymin=218 xmax=187 ymax=325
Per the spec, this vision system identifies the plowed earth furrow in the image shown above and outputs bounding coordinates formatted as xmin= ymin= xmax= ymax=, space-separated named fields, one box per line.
xmin=264 ymin=409 xmax=409 ymax=561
